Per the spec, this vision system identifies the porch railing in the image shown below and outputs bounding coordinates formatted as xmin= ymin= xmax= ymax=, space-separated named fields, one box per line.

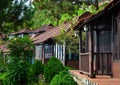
xmin=44 ymin=53 xmax=53 ymax=59
xmin=79 ymin=52 xmax=112 ymax=76
xmin=80 ymin=53 xmax=89 ymax=74
xmin=94 ymin=52 xmax=112 ymax=75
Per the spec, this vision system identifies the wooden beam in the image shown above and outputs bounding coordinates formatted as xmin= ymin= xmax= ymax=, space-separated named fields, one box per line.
xmin=88 ymin=25 xmax=95 ymax=78
xmin=79 ymin=30 xmax=82 ymax=70
xmin=42 ymin=44 xmax=45 ymax=64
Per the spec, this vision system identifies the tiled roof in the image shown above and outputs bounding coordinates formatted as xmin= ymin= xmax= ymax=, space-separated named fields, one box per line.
xmin=33 ymin=23 xmax=70 ymax=44
xmin=33 ymin=25 xmax=53 ymax=33
xmin=31 ymin=25 xmax=54 ymax=41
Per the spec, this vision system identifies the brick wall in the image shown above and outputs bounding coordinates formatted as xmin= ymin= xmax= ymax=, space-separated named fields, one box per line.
xmin=112 ymin=62 xmax=120 ymax=79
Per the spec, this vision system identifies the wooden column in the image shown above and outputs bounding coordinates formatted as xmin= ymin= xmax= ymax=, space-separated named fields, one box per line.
xmin=111 ymin=15 xmax=114 ymax=77
xmin=42 ymin=44 xmax=45 ymax=64
xmin=88 ymin=25 xmax=95 ymax=78
xmin=55 ymin=43 xmax=58 ymax=58
xmin=79 ymin=30 xmax=82 ymax=70
xmin=95 ymin=30 xmax=99 ymax=74
xmin=63 ymin=42 xmax=65 ymax=66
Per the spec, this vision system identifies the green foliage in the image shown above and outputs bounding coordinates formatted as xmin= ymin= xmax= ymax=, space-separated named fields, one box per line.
xmin=44 ymin=57 xmax=64 ymax=83
xmin=29 ymin=61 xmax=44 ymax=84
xmin=0 ymin=72 xmax=8 ymax=85
xmin=8 ymin=36 xmax=34 ymax=60
xmin=59 ymin=13 xmax=72 ymax=24
xmin=6 ymin=59 xmax=30 ymax=85
xmin=75 ymin=3 xmax=97 ymax=16
xmin=50 ymin=70 xmax=77 ymax=85
xmin=55 ymin=30 xmax=79 ymax=56
xmin=32 ymin=60 xmax=44 ymax=76
xmin=64 ymin=66 xmax=73 ymax=71
xmin=0 ymin=0 xmax=34 ymax=34
xmin=31 ymin=0 xmax=76 ymax=29
xmin=0 ymin=56 xmax=6 ymax=70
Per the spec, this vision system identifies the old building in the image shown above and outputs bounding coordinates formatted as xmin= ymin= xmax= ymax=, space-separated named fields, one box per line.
xmin=70 ymin=0 xmax=120 ymax=85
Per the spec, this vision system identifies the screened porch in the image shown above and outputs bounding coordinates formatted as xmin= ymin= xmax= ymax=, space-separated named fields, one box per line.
xmin=79 ymin=18 xmax=112 ymax=77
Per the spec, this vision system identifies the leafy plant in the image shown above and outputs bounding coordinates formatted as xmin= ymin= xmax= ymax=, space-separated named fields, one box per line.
xmin=6 ymin=59 xmax=30 ymax=85
xmin=30 ymin=60 xmax=44 ymax=84
xmin=8 ymin=36 xmax=34 ymax=61
xmin=50 ymin=70 xmax=77 ymax=85
xmin=6 ymin=36 xmax=34 ymax=85
xmin=0 ymin=57 xmax=5 ymax=70
xmin=32 ymin=60 xmax=44 ymax=76
xmin=44 ymin=57 xmax=64 ymax=83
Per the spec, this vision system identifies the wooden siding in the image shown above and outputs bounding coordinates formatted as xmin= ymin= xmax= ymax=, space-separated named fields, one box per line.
xmin=34 ymin=44 xmax=65 ymax=65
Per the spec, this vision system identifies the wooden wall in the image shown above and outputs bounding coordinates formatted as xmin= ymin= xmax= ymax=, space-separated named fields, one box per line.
xmin=112 ymin=10 xmax=120 ymax=79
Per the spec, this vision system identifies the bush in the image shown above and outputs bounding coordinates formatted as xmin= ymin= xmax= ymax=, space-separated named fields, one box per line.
xmin=30 ymin=60 xmax=44 ymax=83
xmin=44 ymin=57 xmax=64 ymax=83
xmin=50 ymin=70 xmax=77 ymax=85
xmin=8 ymin=36 xmax=34 ymax=60
xmin=0 ymin=56 xmax=7 ymax=71
xmin=64 ymin=66 xmax=73 ymax=71
xmin=6 ymin=59 xmax=30 ymax=85
xmin=32 ymin=60 xmax=44 ymax=76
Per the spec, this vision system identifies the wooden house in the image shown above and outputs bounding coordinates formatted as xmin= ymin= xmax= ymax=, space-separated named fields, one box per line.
xmin=70 ymin=0 xmax=120 ymax=85
xmin=0 ymin=44 xmax=9 ymax=61
xmin=32 ymin=23 xmax=71 ymax=65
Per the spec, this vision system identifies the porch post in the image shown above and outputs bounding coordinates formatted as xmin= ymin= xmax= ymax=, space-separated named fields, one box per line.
xmin=111 ymin=15 xmax=114 ymax=77
xmin=88 ymin=25 xmax=95 ymax=78
xmin=55 ymin=43 xmax=58 ymax=58
xmin=79 ymin=30 xmax=82 ymax=70
xmin=42 ymin=44 xmax=45 ymax=64
xmin=63 ymin=42 xmax=65 ymax=66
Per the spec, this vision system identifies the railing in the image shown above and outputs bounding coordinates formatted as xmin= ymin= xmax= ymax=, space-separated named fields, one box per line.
xmin=44 ymin=53 xmax=53 ymax=59
xmin=44 ymin=45 xmax=54 ymax=59
xmin=94 ymin=53 xmax=112 ymax=75
xmin=79 ymin=52 xmax=112 ymax=76
xmin=80 ymin=53 xmax=89 ymax=74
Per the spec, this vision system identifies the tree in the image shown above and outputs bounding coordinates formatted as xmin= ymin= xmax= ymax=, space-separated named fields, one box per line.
xmin=0 ymin=0 xmax=34 ymax=34
xmin=8 ymin=36 xmax=34 ymax=61
xmin=6 ymin=36 xmax=34 ymax=85
xmin=31 ymin=0 xmax=76 ymax=29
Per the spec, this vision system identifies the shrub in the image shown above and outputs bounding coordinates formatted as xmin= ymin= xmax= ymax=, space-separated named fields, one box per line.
xmin=29 ymin=60 xmax=44 ymax=84
xmin=6 ymin=59 xmax=30 ymax=85
xmin=8 ymin=36 xmax=34 ymax=61
xmin=64 ymin=66 xmax=73 ymax=71
xmin=0 ymin=57 xmax=6 ymax=71
xmin=44 ymin=57 xmax=64 ymax=83
xmin=32 ymin=60 xmax=44 ymax=76
xmin=50 ymin=70 xmax=77 ymax=85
